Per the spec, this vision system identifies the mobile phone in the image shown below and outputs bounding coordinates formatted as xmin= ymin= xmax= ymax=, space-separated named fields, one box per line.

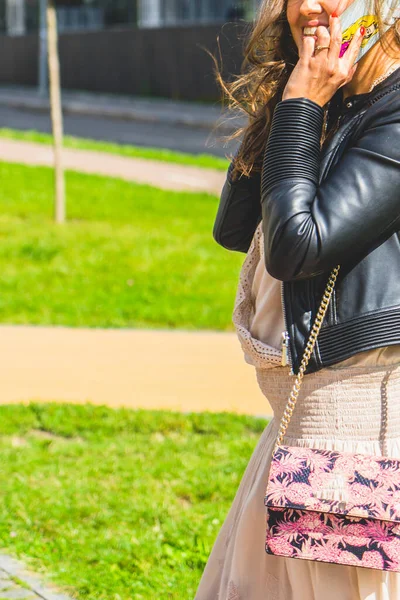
xmin=338 ymin=0 xmax=400 ymax=61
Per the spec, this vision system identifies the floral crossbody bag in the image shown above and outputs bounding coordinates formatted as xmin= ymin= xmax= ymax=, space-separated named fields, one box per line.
xmin=265 ymin=265 xmax=400 ymax=571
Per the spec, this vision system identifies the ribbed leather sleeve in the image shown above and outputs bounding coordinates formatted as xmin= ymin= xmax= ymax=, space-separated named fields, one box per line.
xmin=262 ymin=98 xmax=324 ymax=191
xmin=260 ymin=93 xmax=400 ymax=281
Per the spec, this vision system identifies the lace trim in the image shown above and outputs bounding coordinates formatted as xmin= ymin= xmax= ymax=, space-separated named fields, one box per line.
xmin=232 ymin=222 xmax=282 ymax=369
xmin=227 ymin=581 xmax=240 ymax=600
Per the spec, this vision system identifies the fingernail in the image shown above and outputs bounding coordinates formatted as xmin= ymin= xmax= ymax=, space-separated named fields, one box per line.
xmin=360 ymin=26 xmax=365 ymax=36
xmin=331 ymin=11 xmax=338 ymax=17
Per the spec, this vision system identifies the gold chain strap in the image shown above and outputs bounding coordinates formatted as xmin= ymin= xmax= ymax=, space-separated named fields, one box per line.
xmin=274 ymin=265 xmax=341 ymax=449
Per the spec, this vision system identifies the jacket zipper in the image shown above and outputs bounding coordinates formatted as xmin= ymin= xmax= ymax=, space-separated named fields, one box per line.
xmin=281 ymin=330 xmax=290 ymax=366
xmin=281 ymin=281 xmax=294 ymax=374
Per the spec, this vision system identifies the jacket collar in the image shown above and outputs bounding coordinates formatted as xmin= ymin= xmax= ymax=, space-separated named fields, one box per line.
xmin=340 ymin=65 xmax=400 ymax=113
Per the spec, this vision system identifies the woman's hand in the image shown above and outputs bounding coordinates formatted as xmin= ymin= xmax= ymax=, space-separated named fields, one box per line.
xmin=282 ymin=14 xmax=365 ymax=107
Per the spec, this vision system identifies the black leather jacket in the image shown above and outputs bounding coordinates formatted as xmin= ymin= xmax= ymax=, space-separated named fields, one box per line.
xmin=213 ymin=67 xmax=400 ymax=375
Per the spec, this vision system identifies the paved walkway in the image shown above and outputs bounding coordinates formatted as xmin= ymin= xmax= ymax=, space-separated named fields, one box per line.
xmin=0 ymin=114 xmax=270 ymax=418
xmin=0 ymin=553 xmax=71 ymax=600
xmin=0 ymin=325 xmax=272 ymax=417
xmin=0 ymin=138 xmax=225 ymax=195
xmin=0 ymin=85 xmax=245 ymax=133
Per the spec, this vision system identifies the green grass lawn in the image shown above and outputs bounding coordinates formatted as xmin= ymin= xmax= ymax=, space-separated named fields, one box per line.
xmin=0 ymin=128 xmax=230 ymax=171
xmin=0 ymin=161 xmax=244 ymax=330
xmin=0 ymin=403 xmax=268 ymax=599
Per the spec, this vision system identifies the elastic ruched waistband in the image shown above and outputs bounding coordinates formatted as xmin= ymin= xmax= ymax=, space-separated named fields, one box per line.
xmin=256 ymin=363 xmax=400 ymax=443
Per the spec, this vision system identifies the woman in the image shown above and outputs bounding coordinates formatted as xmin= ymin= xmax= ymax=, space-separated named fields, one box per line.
xmin=195 ymin=0 xmax=400 ymax=598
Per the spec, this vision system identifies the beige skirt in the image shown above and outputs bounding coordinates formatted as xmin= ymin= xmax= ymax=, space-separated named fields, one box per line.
xmin=195 ymin=358 xmax=400 ymax=600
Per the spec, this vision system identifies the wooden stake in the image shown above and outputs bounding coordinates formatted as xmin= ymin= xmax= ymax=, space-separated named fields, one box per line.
xmin=47 ymin=0 xmax=65 ymax=223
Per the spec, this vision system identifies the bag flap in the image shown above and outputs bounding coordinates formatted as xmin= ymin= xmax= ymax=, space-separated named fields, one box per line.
xmin=265 ymin=445 xmax=400 ymax=523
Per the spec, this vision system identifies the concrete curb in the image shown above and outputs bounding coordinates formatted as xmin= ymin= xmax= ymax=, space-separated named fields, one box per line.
xmin=0 ymin=553 xmax=72 ymax=600
xmin=0 ymin=87 xmax=245 ymax=134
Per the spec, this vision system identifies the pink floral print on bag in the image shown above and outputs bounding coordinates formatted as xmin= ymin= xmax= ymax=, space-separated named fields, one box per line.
xmin=265 ymin=265 xmax=400 ymax=571
xmin=265 ymin=445 xmax=400 ymax=571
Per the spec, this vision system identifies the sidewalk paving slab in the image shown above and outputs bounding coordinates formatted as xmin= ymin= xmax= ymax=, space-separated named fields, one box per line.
xmin=0 ymin=553 xmax=72 ymax=600
xmin=0 ymin=138 xmax=225 ymax=195
xmin=0 ymin=325 xmax=273 ymax=418
xmin=0 ymin=85 xmax=245 ymax=133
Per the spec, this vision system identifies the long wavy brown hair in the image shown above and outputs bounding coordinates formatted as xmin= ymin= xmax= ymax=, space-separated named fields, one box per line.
xmin=217 ymin=0 xmax=400 ymax=181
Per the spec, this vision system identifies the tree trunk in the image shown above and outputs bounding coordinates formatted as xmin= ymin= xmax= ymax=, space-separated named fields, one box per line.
xmin=47 ymin=0 xmax=66 ymax=224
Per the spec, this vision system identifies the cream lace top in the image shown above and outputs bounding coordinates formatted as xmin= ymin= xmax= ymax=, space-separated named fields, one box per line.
xmin=232 ymin=221 xmax=400 ymax=370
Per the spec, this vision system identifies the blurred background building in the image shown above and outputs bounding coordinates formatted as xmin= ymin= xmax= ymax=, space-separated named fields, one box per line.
xmin=0 ymin=0 xmax=262 ymax=101
xmin=0 ymin=0 xmax=261 ymax=34
xmin=137 ymin=0 xmax=259 ymax=28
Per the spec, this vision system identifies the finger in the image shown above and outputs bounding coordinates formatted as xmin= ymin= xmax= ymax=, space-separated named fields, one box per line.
xmin=313 ymin=24 xmax=330 ymax=57
xmin=301 ymin=34 xmax=316 ymax=61
xmin=342 ymin=26 xmax=364 ymax=66
xmin=339 ymin=62 xmax=358 ymax=89
xmin=348 ymin=61 xmax=358 ymax=82
xmin=327 ymin=13 xmax=342 ymax=59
